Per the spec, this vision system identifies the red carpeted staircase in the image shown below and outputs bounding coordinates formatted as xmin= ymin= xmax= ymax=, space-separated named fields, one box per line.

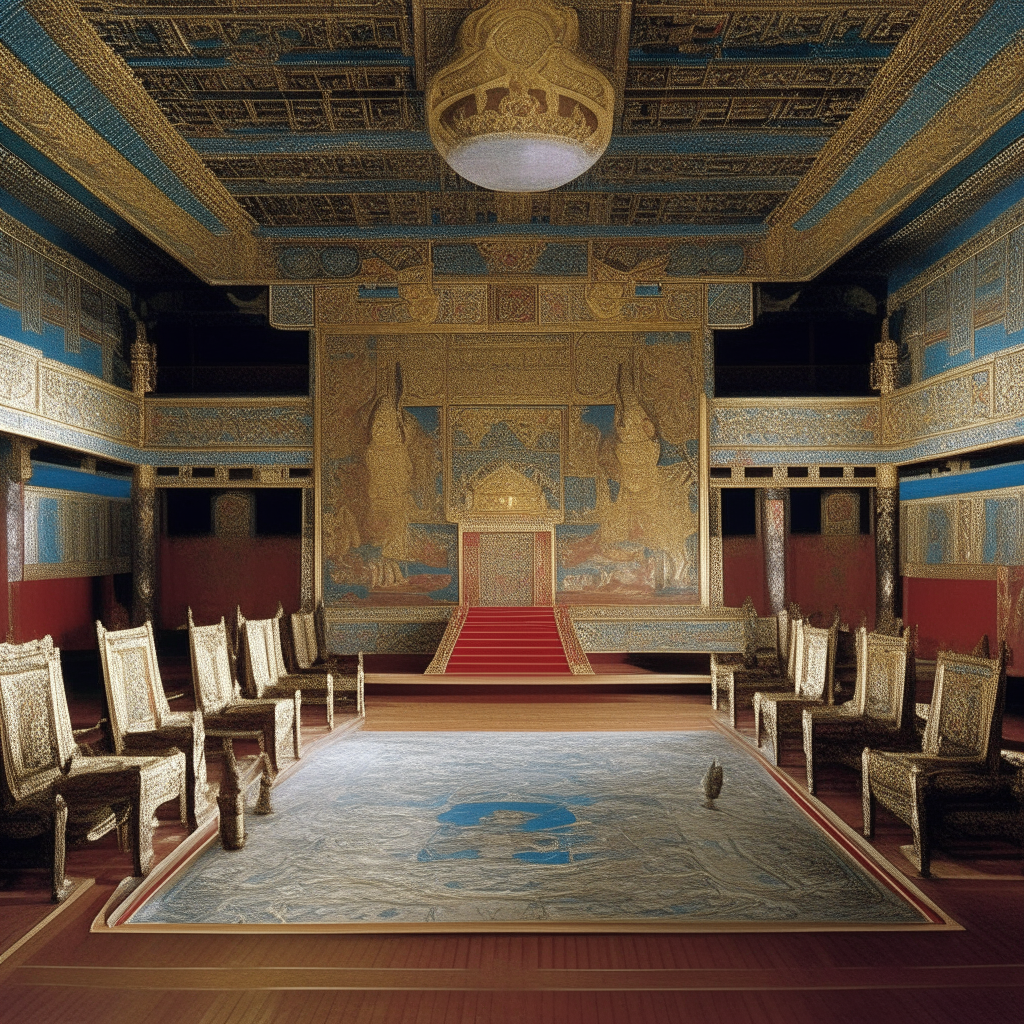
xmin=440 ymin=607 xmax=575 ymax=675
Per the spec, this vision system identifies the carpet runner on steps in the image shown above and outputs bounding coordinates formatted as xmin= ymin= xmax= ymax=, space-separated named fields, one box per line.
xmin=425 ymin=606 xmax=593 ymax=675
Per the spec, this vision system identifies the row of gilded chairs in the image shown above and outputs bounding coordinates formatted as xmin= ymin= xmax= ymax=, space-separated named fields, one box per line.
xmin=711 ymin=606 xmax=1022 ymax=876
xmin=0 ymin=602 xmax=364 ymax=902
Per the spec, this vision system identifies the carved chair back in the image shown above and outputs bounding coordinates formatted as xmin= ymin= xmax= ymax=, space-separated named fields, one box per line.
xmin=788 ymin=618 xmax=805 ymax=686
xmin=240 ymin=615 xmax=279 ymax=698
xmin=856 ymin=629 xmax=912 ymax=727
xmin=794 ymin=622 xmax=836 ymax=702
xmin=96 ymin=620 xmax=171 ymax=754
xmin=923 ymin=647 xmax=1006 ymax=770
xmin=0 ymin=637 xmax=75 ymax=807
xmin=187 ymin=609 xmax=239 ymax=715
xmin=777 ymin=607 xmax=791 ymax=664
xmin=290 ymin=609 xmax=318 ymax=670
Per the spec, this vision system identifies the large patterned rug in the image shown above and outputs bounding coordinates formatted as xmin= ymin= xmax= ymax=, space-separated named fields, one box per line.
xmin=108 ymin=730 xmax=951 ymax=931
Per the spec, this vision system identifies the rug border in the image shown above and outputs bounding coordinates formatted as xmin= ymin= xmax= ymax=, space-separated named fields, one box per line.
xmin=96 ymin=727 xmax=961 ymax=935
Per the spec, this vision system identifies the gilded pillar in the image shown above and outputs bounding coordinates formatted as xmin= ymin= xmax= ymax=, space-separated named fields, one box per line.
xmin=761 ymin=487 xmax=787 ymax=615
xmin=708 ymin=487 xmax=724 ymax=607
xmin=300 ymin=486 xmax=315 ymax=609
xmin=132 ymin=464 xmax=157 ymax=626
xmin=875 ymin=464 xmax=900 ymax=631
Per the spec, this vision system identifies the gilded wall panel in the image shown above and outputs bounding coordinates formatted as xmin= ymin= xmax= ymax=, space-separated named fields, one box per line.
xmin=881 ymin=369 xmax=990 ymax=446
xmin=145 ymin=401 xmax=313 ymax=449
xmin=0 ymin=336 xmax=39 ymax=412
xmin=22 ymin=485 xmax=131 ymax=579
xmin=39 ymin=363 xmax=139 ymax=444
xmin=901 ymin=485 xmax=1024 ymax=580
xmin=317 ymin=323 xmax=706 ymax=623
xmin=711 ymin=401 xmax=879 ymax=449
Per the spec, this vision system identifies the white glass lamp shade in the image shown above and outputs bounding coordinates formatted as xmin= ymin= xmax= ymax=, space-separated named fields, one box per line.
xmin=443 ymin=134 xmax=604 ymax=192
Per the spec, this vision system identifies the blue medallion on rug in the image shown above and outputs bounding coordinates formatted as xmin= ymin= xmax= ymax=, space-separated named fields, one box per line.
xmin=131 ymin=731 xmax=926 ymax=926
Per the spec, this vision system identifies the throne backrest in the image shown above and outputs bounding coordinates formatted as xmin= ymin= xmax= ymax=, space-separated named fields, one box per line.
xmin=788 ymin=618 xmax=805 ymax=685
xmin=0 ymin=637 xmax=74 ymax=806
xmin=241 ymin=616 xmax=277 ymax=698
xmin=858 ymin=629 xmax=911 ymax=726
xmin=96 ymin=620 xmax=170 ymax=754
xmin=290 ymin=609 xmax=318 ymax=670
xmin=188 ymin=610 xmax=238 ymax=714
xmin=777 ymin=607 xmax=791 ymax=664
xmin=924 ymin=648 xmax=1005 ymax=769
xmin=795 ymin=623 xmax=836 ymax=701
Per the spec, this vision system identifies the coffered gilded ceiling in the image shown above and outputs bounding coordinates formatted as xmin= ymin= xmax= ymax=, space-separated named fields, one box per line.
xmin=0 ymin=1 xmax=1021 ymax=285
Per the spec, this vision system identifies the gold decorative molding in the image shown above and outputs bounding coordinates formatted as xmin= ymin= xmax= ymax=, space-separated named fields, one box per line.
xmin=902 ymin=563 xmax=1000 ymax=580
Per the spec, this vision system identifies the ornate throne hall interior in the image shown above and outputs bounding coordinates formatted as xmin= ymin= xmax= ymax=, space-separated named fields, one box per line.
xmin=0 ymin=1 xmax=1023 ymax=1022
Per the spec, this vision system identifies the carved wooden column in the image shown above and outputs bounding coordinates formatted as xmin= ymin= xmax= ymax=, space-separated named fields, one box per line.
xmin=761 ymin=487 xmax=787 ymax=615
xmin=875 ymin=464 xmax=900 ymax=631
xmin=131 ymin=464 xmax=157 ymax=626
xmin=2 ymin=437 xmax=32 ymax=640
xmin=871 ymin=324 xmax=901 ymax=630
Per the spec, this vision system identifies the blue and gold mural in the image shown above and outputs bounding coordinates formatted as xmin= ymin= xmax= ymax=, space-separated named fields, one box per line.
xmin=318 ymin=328 xmax=703 ymax=616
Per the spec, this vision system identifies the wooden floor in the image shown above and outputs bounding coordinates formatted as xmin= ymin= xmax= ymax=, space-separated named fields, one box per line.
xmin=1 ymin=692 xmax=1022 ymax=1024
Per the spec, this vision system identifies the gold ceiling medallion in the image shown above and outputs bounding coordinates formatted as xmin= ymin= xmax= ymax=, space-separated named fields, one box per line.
xmin=427 ymin=0 xmax=614 ymax=192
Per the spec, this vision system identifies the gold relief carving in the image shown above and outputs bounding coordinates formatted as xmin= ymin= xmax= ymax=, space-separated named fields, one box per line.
xmin=316 ymin=287 xmax=355 ymax=325
xmin=955 ymin=499 xmax=973 ymax=563
xmin=903 ymin=563 xmax=999 ymax=581
xmin=447 ymin=339 xmax=570 ymax=401
xmin=435 ymin=285 xmax=487 ymax=324
xmin=376 ymin=336 xmax=446 ymax=402
xmin=994 ymin=347 xmax=1024 ymax=415
xmin=0 ymin=336 xmax=39 ymax=411
xmin=39 ymin=363 xmax=140 ymax=444
xmin=573 ymin=332 xmax=633 ymax=399
xmin=469 ymin=464 xmax=549 ymax=514
xmin=477 ymin=240 xmax=546 ymax=273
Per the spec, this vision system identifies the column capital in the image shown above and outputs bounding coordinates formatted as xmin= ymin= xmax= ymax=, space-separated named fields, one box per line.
xmin=876 ymin=464 xmax=898 ymax=488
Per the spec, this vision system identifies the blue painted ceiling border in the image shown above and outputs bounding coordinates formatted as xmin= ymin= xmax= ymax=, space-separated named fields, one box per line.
xmin=900 ymin=461 xmax=1024 ymax=501
xmin=28 ymin=461 xmax=132 ymax=498
xmin=888 ymin=172 xmax=1024 ymax=293
xmin=794 ymin=0 xmax=1024 ymax=231
xmin=225 ymin=177 xmax=799 ymax=196
xmin=0 ymin=4 xmax=227 ymax=235
xmin=0 ymin=185 xmax=132 ymax=290
xmin=257 ymin=222 xmax=767 ymax=240
xmin=189 ymin=131 xmax=828 ymax=157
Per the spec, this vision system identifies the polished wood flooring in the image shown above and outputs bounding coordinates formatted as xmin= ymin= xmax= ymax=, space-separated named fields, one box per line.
xmin=1 ymin=691 xmax=1022 ymax=1024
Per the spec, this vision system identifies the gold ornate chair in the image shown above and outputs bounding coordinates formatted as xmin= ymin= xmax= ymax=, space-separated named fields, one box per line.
xmin=802 ymin=627 xmax=914 ymax=794
xmin=0 ymin=637 xmax=186 ymax=901
xmin=96 ymin=619 xmax=216 ymax=831
xmin=238 ymin=607 xmax=334 ymax=730
xmin=753 ymin=621 xmax=837 ymax=766
xmin=187 ymin=609 xmax=301 ymax=773
xmin=862 ymin=645 xmax=1007 ymax=876
xmin=714 ymin=614 xmax=804 ymax=729
xmin=284 ymin=603 xmax=365 ymax=717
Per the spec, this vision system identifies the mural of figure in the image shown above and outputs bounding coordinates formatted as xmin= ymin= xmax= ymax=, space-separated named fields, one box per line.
xmin=365 ymin=363 xmax=414 ymax=585
xmin=603 ymin=361 xmax=661 ymax=547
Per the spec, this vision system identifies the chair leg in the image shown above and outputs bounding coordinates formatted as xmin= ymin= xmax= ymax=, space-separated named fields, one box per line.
xmin=909 ymin=769 xmax=930 ymax=877
xmin=325 ymin=677 xmax=334 ymax=731
xmin=130 ymin=779 xmax=156 ymax=877
xmin=254 ymin=753 xmax=274 ymax=816
xmin=728 ymin=679 xmax=737 ymax=729
xmin=763 ymin=704 xmax=780 ymax=766
xmin=753 ymin=696 xmax=763 ymax=747
xmin=217 ymin=739 xmax=246 ymax=851
xmin=802 ymin=712 xmax=815 ymax=794
xmin=51 ymin=794 xmax=72 ymax=903
xmin=861 ymin=748 xmax=874 ymax=838
xmin=293 ymin=690 xmax=302 ymax=759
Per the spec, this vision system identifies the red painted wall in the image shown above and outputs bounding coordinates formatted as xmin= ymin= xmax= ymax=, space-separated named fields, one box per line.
xmin=722 ymin=536 xmax=767 ymax=614
xmin=160 ymin=536 xmax=301 ymax=629
xmin=0 ymin=486 xmax=8 ymax=641
xmin=787 ymin=534 xmax=876 ymax=628
xmin=903 ymin=576 xmax=998 ymax=661
xmin=10 ymin=576 xmax=97 ymax=649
